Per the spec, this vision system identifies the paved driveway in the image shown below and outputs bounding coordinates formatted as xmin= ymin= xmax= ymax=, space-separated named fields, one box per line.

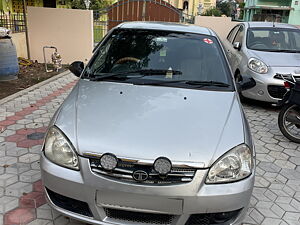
xmin=0 ymin=72 xmax=299 ymax=225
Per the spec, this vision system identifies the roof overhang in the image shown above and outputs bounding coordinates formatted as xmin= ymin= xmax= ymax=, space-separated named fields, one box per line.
xmin=245 ymin=5 xmax=294 ymax=10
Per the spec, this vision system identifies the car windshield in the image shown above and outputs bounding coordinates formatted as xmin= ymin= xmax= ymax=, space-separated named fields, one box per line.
xmin=247 ymin=28 xmax=300 ymax=52
xmin=86 ymin=29 xmax=232 ymax=89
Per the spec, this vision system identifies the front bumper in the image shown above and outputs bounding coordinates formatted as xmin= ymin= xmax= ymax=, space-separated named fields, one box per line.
xmin=41 ymin=154 xmax=254 ymax=225
xmin=241 ymin=67 xmax=300 ymax=103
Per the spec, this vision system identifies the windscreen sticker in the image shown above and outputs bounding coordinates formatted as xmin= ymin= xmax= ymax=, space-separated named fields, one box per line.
xmin=155 ymin=37 xmax=168 ymax=42
xmin=203 ymin=38 xmax=213 ymax=44
xmin=160 ymin=49 xmax=167 ymax=57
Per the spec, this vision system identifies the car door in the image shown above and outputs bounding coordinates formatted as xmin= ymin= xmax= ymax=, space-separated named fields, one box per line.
xmin=231 ymin=25 xmax=245 ymax=72
xmin=223 ymin=25 xmax=240 ymax=69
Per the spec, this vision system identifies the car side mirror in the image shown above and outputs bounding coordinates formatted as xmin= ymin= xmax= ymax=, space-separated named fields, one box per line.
xmin=233 ymin=42 xmax=241 ymax=50
xmin=69 ymin=61 xmax=84 ymax=77
xmin=237 ymin=75 xmax=256 ymax=91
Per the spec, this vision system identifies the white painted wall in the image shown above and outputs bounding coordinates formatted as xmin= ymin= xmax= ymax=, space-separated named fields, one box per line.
xmin=11 ymin=32 xmax=28 ymax=58
xmin=194 ymin=16 xmax=239 ymax=40
xmin=27 ymin=7 xmax=93 ymax=64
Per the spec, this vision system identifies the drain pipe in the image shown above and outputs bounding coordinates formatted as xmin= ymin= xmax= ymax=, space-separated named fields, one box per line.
xmin=22 ymin=0 xmax=31 ymax=59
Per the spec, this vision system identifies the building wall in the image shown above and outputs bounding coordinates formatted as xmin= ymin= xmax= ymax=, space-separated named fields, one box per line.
xmin=289 ymin=0 xmax=300 ymax=25
xmin=201 ymin=0 xmax=216 ymax=12
xmin=194 ymin=16 xmax=239 ymax=40
xmin=244 ymin=0 xmax=297 ymax=23
xmin=246 ymin=0 xmax=292 ymax=7
xmin=171 ymin=0 xmax=216 ymax=15
xmin=27 ymin=6 xmax=93 ymax=64
xmin=0 ymin=0 xmax=71 ymax=13
xmin=11 ymin=32 xmax=28 ymax=58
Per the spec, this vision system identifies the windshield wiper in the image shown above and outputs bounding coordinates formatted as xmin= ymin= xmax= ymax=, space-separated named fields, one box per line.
xmin=134 ymin=80 xmax=230 ymax=87
xmin=184 ymin=80 xmax=230 ymax=87
xmin=90 ymin=69 xmax=182 ymax=81
xmin=261 ymin=49 xmax=300 ymax=53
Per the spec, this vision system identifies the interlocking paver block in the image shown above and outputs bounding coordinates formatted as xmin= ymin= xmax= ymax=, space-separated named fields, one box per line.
xmin=53 ymin=216 xmax=69 ymax=225
xmin=0 ymin=196 xmax=18 ymax=213
xmin=0 ymin=130 xmax=16 ymax=138
xmin=250 ymin=208 xmax=265 ymax=224
xmin=33 ymin=180 xmax=44 ymax=193
xmin=283 ymin=212 xmax=300 ymax=221
xmin=0 ymin=157 xmax=17 ymax=167
xmin=5 ymin=163 xmax=31 ymax=175
xmin=20 ymin=170 xmax=41 ymax=183
xmin=0 ymin=174 xmax=18 ymax=187
xmin=5 ymin=147 xmax=28 ymax=157
xmin=262 ymin=218 xmax=282 ymax=225
xmin=4 ymin=208 xmax=36 ymax=224
xmin=0 ymin=187 xmax=3 ymax=197
xmin=27 ymin=219 xmax=52 ymax=225
xmin=31 ymin=161 xmax=41 ymax=170
xmin=37 ymin=208 xmax=52 ymax=220
xmin=5 ymin=182 xmax=32 ymax=197
xmin=29 ymin=145 xmax=43 ymax=154
xmin=19 ymin=153 xmax=40 ymax=164
xmin=20 ymin=192 xmax=46 ymax=209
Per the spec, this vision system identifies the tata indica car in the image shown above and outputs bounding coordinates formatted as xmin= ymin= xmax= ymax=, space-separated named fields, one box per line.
xmin=41 ymin=22 xmax=255 ymax=225
xmin=224 ymin=22 xmax=300 ymax=103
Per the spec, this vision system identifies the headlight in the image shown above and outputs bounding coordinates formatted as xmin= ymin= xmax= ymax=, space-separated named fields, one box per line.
xmin=154 ymin=157 xmax=172 ymax=175
xmin=206 ymin=144 xmax=253 ymax=184
xmin=44 ymin=126 xmax=79 ymax=170
xmin=100 ymin=153 xmax=118 ymax=170
xmin=248 ymin=58 xmax=268 ymax=74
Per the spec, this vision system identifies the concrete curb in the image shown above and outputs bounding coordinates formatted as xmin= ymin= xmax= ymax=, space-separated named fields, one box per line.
xmin=0 ymin=70 xmax=72 ymax=105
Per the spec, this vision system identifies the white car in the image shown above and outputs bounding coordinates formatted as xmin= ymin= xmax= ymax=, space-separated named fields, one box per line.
xmin=223 ymin=22 xmax=300 ymax=103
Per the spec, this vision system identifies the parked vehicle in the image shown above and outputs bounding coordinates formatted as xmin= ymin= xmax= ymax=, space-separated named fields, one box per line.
xmin=223 ymin=22 xmax=300 ymax=103
xmin=41 ymin=22 xmax=255 ymax=225
xmin=277 ymin=73 xmax=300 ymax=143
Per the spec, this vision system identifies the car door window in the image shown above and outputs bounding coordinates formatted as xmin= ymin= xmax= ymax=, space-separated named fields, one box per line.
xmin=292 ymin=32 xmax=300 ymax=48
xmin=233 ymin=26 xmax=244 ymax=45
xmin=227 ymin=26 xmax=240 ymax=43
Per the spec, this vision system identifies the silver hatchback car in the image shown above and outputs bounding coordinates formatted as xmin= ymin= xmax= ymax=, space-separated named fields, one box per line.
xmin=224 ymin=22 xmax=300 ymax=103
xmin=41 ymin=22 xmax=255 ymax=225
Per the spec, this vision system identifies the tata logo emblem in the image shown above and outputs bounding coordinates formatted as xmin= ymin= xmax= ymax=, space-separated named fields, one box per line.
xmin=133 ymin=170 xmax=148 ymax=182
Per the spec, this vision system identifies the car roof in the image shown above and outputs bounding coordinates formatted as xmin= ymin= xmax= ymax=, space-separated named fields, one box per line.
xmin=244 ymin=22 xmax=299 ymax=29
xmin=116 ymin=21 xmax=214 ymax=36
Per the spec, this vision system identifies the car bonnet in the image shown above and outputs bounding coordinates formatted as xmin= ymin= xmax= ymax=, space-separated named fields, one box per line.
xmin=54 ymin=80 xmax=245 ymax=168
xmin=248 ymin=49 xmax=300 ymax=67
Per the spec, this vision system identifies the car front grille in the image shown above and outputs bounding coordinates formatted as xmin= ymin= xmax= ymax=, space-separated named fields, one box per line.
xmin=267 ymin=85 xmax=287 ymax=99
xmin=274 ymin=74 xmax=300 ymax=81
xmin=88 ymin=157 xmax=197 ymax=184
xmin=104 ymin=208 xmax=175 ymax=224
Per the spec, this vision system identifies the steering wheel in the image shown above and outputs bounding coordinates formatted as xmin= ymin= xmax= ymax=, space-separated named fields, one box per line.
xmin=250 ymin=42 xmax=268 ymax=49
xmin=250 ymin=41 xmax=263 ymax=46
xmin=114 ymin=57 xmax=140 ymax=65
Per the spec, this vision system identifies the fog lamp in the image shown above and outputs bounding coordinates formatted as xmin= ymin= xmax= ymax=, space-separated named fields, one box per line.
xmin=100 ymin=153 xmax=118 ymax=170
xmin=154 ymin=157 xmax=172 ymax=175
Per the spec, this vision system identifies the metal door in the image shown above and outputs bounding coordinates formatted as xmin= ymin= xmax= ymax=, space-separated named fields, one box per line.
xmin=107 ymin=0 xmax=181 ymax=30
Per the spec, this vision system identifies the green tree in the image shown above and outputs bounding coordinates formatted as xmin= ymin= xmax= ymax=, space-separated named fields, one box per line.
xmin=203 ymin=7 xmax=222 ymax=17
xmin=239 ymin=2 xmax=245 ymax=20
xmin=216 ymin=1 xmax=231 ymax=16
xmin=71 ymin=0 xmax=86 ymax=9
xmin=71 ymin=0 xmax=111 ymax=10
